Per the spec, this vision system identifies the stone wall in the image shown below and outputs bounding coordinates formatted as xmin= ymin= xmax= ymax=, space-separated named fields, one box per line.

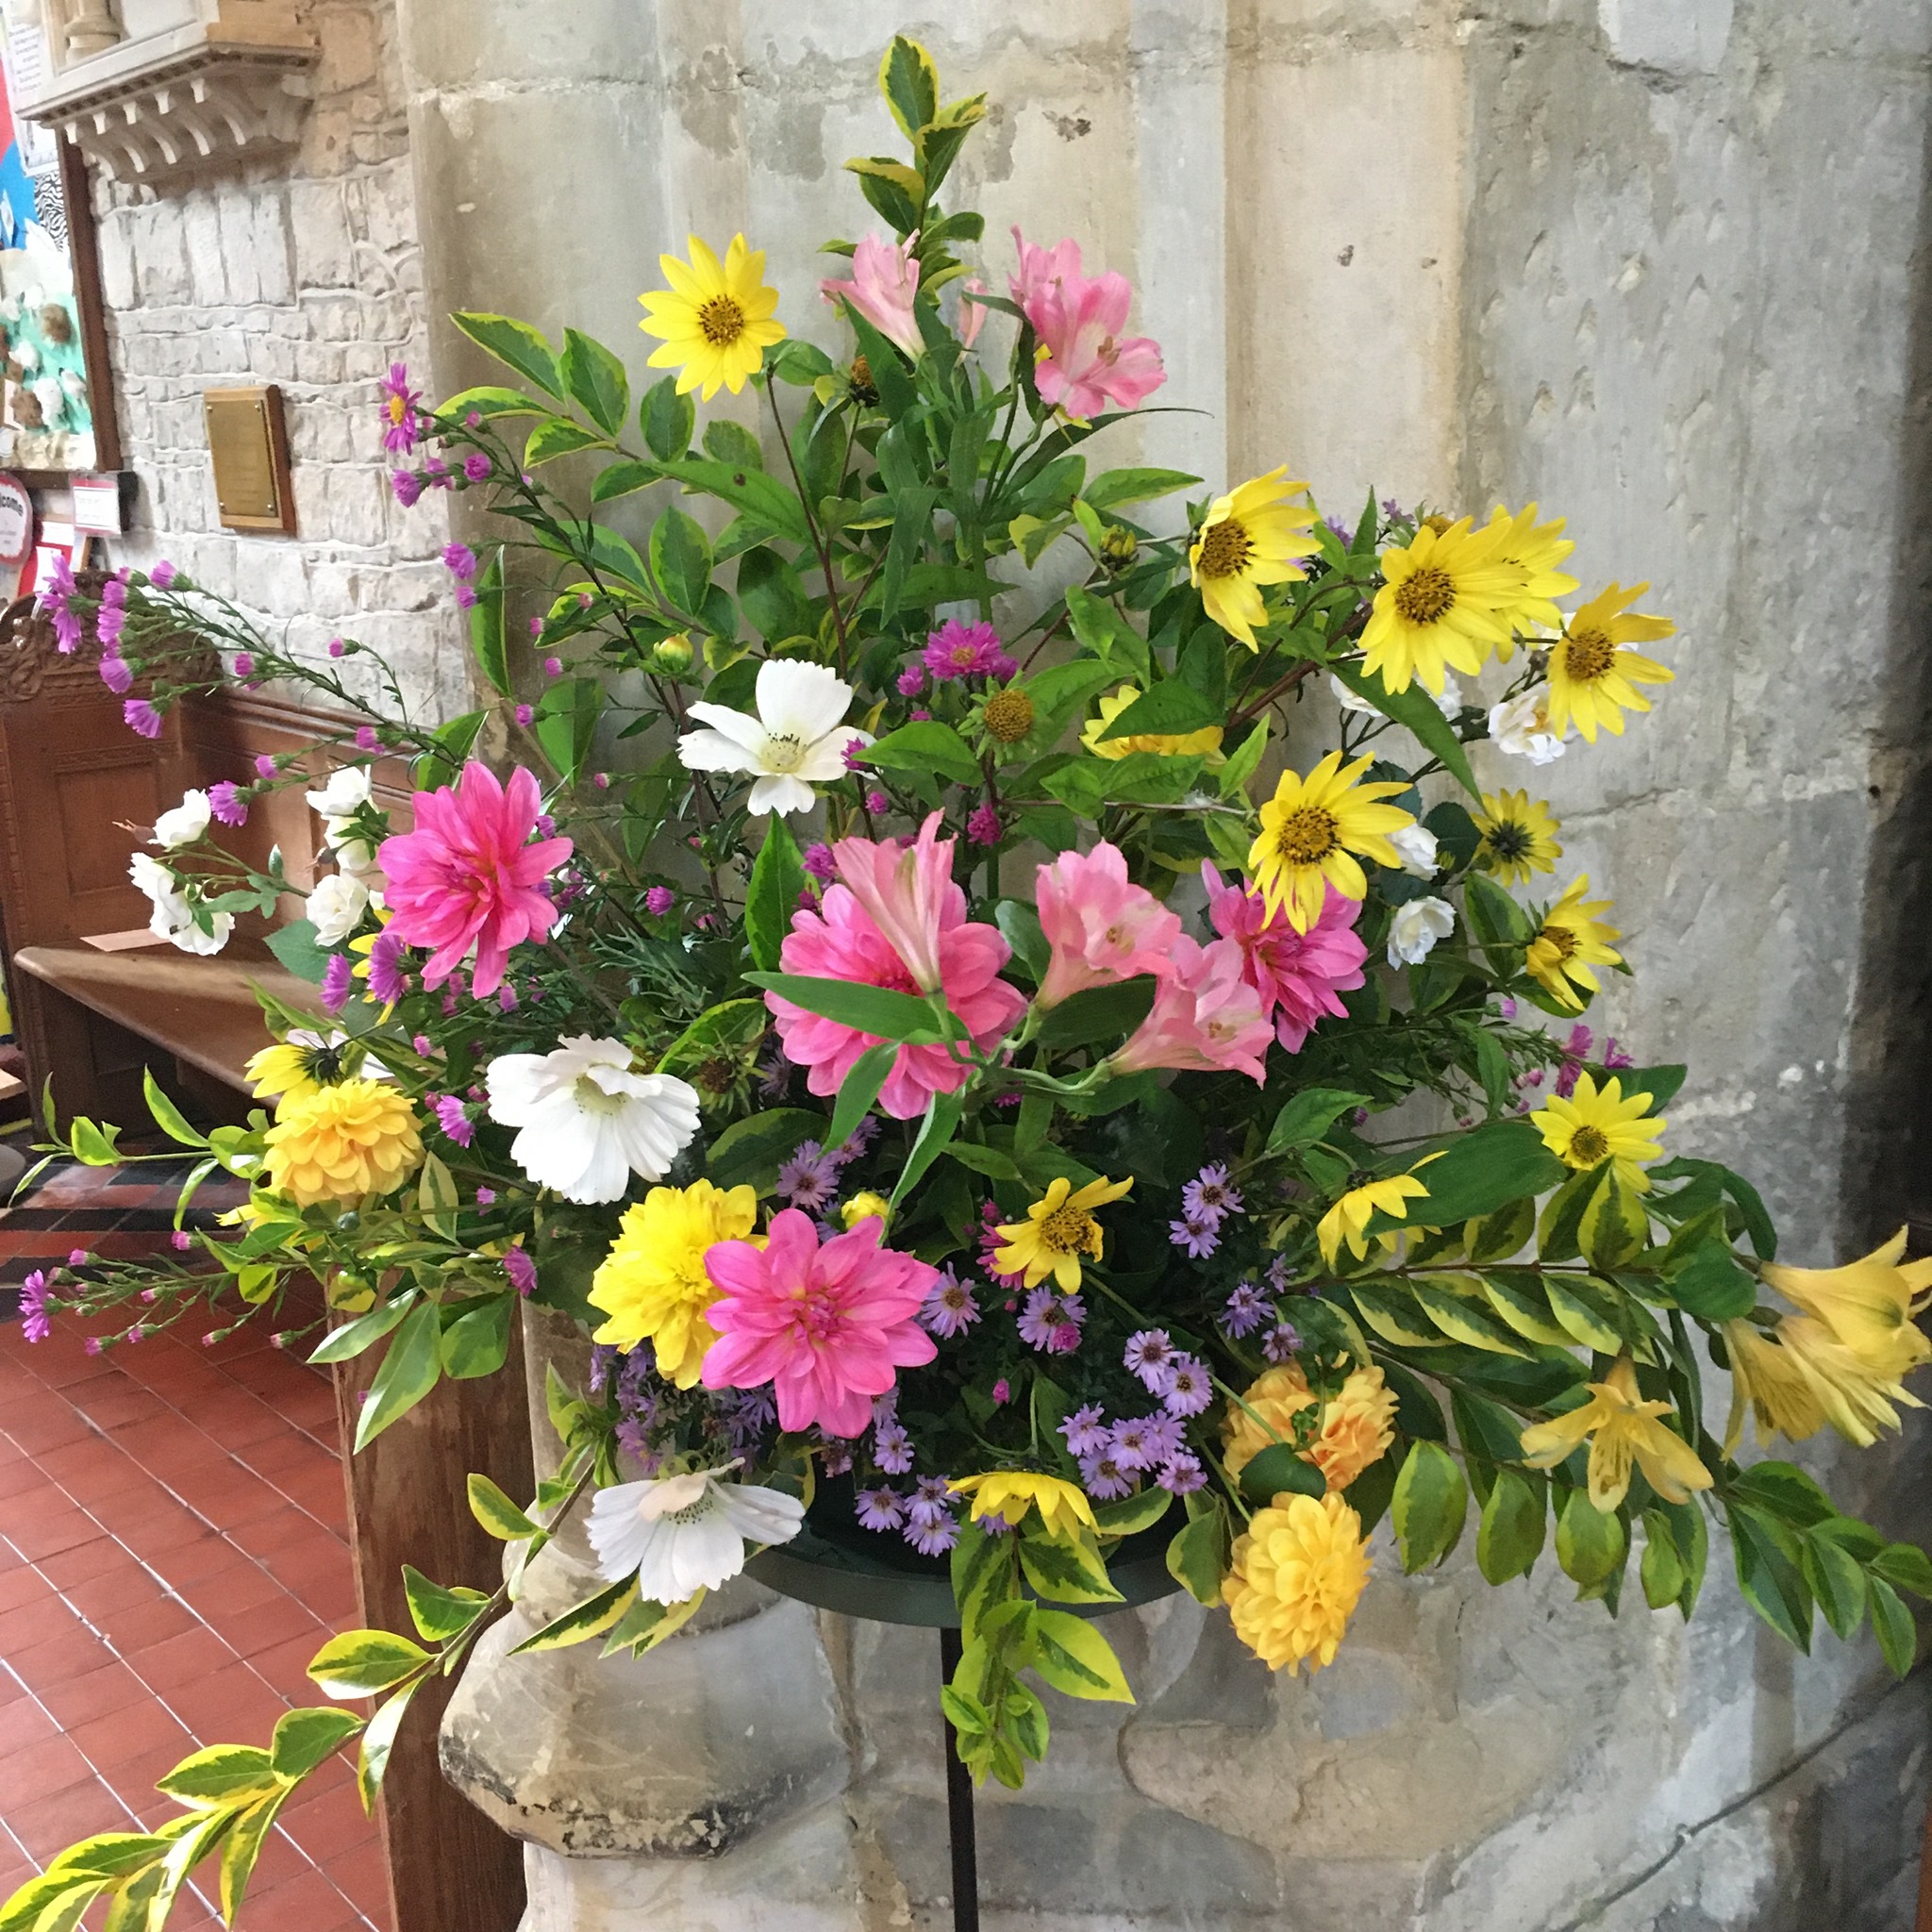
xmin=401 ymin=3 xmax=1932 ymax=1926
xmin=86 ymin=0 xmax=466 ymax=721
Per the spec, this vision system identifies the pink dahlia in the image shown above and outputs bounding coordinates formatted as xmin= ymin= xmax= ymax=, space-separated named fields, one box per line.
xmin=701 ymin=1208 xmax=939 ymax=1437
xmin=378 ymin=761 xmax=572 ymax=997
xmin=1202 ymin=862 xmax=1367 ymax=1052
xmin=822 ymin=232 xmax=924 ymax=360
xmin=1035 ymin=841 xmax=1181 ymax=1008
xmin=1110 ymin=934 xmax=1274 ymax=1083
xmin=769 ymin=882 xmax=1024 ymax=1121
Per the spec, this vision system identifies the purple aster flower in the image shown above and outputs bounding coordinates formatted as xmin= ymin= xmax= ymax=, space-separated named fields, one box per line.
xmin=821 ymin=1441 xmax=856 ymax=1478
xmin=895 ymin=663 xmax=926 ymax=697
xmin=874 ymin=1420 xmax=914 ymax=1474
xmin=98 ymin=652 xmax=132 ymax=694
xmin=1169 ymin=1211 xmax=1220 ymax=1259
xmin=588 ymin=1343 xmax=618 ymax=1395
xmin=614 ymin=1423 xmax=663 ymax=1474
xmin=644 ymin=886 xmax=676 ymax=916
xmin=1077 ymin=1452 xmax=1135 ymax=1502
xmin=255 ymin=754 xmax=278 ymax=780
xmin=966 ymin=803 xmax=1003 ymax=846
xmin=355 ymin=725 xmax=381 ymax=752
xmin=1158 ymin=1451 xmax=1207 ymax=1495
xmin=320 ymin=951 xmax=354 ymax=1015
xmin=463 ymin=452 xmax=491 ymax=484
xmin=1262 ymin=1321 xmax=1303 ymax=1364
xmin=1138 ymin=1412 xmax=1186 ymax=1463
xmin=1381 ymin=496 xmax=1405 ymax=520
xmin=923 ymin=618 xmax=1005 ymax=683
xmin=391 ymin=468 xmax=425 ymax=508
xmin=864 ymin=789 xmax=890 ymax=816
xmin=1123 ymin=1328 xmax=1177 ymax=1392
xmin=443 ymin=542 xmax=478 ymax=582
xmin=367 ymin=928 xmax=409 ymax=1007
xmin=19 ymin=1269 xmax=51 ymax=1343
xmin=1223 ymin=1281 xmax=1267 ymax=1339
xmin=1059 ymin=1403 xmax=1110 ymax=1459
xmin=504 ymin=1246 xmax=538 ymax=1295
xmin=777 ymin=1141 xmax=841 ymax=1212
xmin=208 ymin=780 xmax=247 ymax=826
xmin=1161 ymin=1356 xmax=1213 ymax=1418
xmin=856 ymin=1487 xmax=907 ymax=1532
xmin=907 ymin=1474 xmax=955 ymax=1531
xmin=380 ymin=363 xmax=424 ymax=454
xmin=124 ymin=697 xmax=162 ymax=740
xmin=496 ymin=982 xmax=518 ymax=1013
xmin=432 ymin=1093 xmax=474 ymax=1148
xmin=149 ymin=560 xmax=177 ymax=591
xmin=1183 ymin=1163 xmax=1242 ymax=1223
xmin=1265 ymin=1256 xmax=1291 ymax=1295
xmin=842 ymin=1116 xmax=881 ymax=1158
xmin=1324 ymin=516 xmax=1354 ymax=546
xmin=919 ymin=1268 xmax=979 ymax=1339
xmin=802 ymin=842 xmax=838 ymax=882
xmin=1019 ymin=1287 xmax=1084 ymax=1353
xmin=905 ymin=1514 xmax=959 ymax=1557
xmin=1109 ymin=1416 xmax=1159 ymax=1472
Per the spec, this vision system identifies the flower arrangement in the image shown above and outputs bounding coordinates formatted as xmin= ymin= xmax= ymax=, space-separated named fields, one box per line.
xmin=8 ymin=35 xmax=1931 ymax=1922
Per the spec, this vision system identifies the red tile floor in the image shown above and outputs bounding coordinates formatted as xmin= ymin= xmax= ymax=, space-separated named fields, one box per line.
xmin=0 ymin=1156 xmax=391 ymax=1928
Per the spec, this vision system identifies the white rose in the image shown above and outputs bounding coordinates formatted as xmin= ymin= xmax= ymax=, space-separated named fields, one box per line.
xmin=306 ymin=765 xmax=374 ymax=821
xmin=164 ymin=910 xmax=235 ymax=956
xmin=305 ymin=872 xmax=370 ymax=946
xmin=1488 ymin=689 xmax=1567 ymax=765
xmin=1387 ymin=896 xmax=1456 ymax=968
xmin=1432 ymin=673 xmax=1464 ymax=719
xmin=151 ymin=789 xmax=212 ymax=851
xmin=1389 ymin=823 xmax=1440 ymax=878
xmin=1330 ymin=674 xmax=1378 ymax=718
xmin=128 ymin=852 xmax=177 ymax=905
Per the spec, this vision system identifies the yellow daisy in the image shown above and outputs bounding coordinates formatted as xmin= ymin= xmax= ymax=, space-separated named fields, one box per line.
xmin=1315 ymin=1158 xmax=1440 ymax=1265
xmin=949 ymin=1471 xmax=1097 ymax=1544
xmin=1080 ymin=685 xmax=1224 ymax=761
xmin=1360 ymin=515 xmax=1526 ymax=694
xmin=245 ymin=1031 xmax=364 ymax=1109
xmin=1545 ymin=583 xmax=1675 ymax=742
xmin=1248 ymin=750 xmax=1415 ymax=934
xmin=1484 ymin=503 xmax=1578 ymax=649
xmin=638 ymin=234 xmax=787 ymax=402
xmin=1518 ymin=1357 xmax=1711 ymax=1514
xmin=1530 ymin=1071 xmax=1665 ymax=1192
xmin=1473 ymin=789 xmax=1562 ymax=886
xmin=992 ymin=1174 xmax=1134 ymax=1292
xmin=1189 ymin=468 xmax=1319 ymax=649
xmin=1524 ymin=874 xmax=1623 ymax=1010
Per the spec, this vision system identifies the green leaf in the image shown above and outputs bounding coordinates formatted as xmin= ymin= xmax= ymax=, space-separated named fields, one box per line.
xmin=1063 ymin=585 xmax=1151 ymax=681
xmin=1867 ymin=1575 xmax=1918 ymax=1676
xmin=156 ymin=1743 xmax=278 ymax=1808
xmin=1542 ymin=1273 xmax=1625 ymax=1354
xmin=358 ymin=1678 xmax=420 ymax=1812
xmin=560 ymin=327 xmax=630 ymax=437
xmin=306 ymin=1628 xmax=430 ymax=1700
xmin=352 ymin=1299 xmax=443 ymax=1452
xmin=1463 ymin=871 xmax=1537 ymax=948
xmin=269 ymin=1707 xmax=364 ymax=1781
xmin=265 ymin=917 xmax=333 ymax=984
xmin=218 ymin=1788 xmax=291 ymax=1924
xmin=1872 ymin=1541 xmax=1932 ymax=1599
xmin=890 ymin=1090 xmax=965 ymax=1208
xmin=657 ymin=1000 xmax=767 ymax=1082
xmin=744 ymin=816 xmax=808 ymax=974
xmin=1579 ymin=1169 xmax=1649 ymax=1270
xmin=743 ymin=973 xmax=943 ymax=1043
xmin=509 ymin=1575 xmax=641 ymax=1655
xmin=1667 ymin=1241 xmax=1757 ymax=1321
xmin=1730 ymin=1460 xmax=1835 ymax=1530
xmin=141 ymin=1067 xmax=205 ymax=1149
xmin=525 ymin=416 xmax=608 ymax=465
xmin=1218 ymin=718 xmax=1269 ymax=798
xmin=1476 ymin=1470 xmax=1546 ymax=1584
xmin=1034 ymin=976 xmax=1158 ymax=1051
xmin=1238 ymin=1442 xmax=1325 ymax=1508
xmin=468 ymin=1473 xmax=539 ymax=1542
xmin=69 ymin=1117 xmax=122 ymax=1165
xmin=654 ymin=455 xmax=811 ymax=547
xmin=1266 ymin=1087 xmax=1369 ymax=1154
xmin=534 ymin=675 xmax=602 ymax=785
xmin=734 ymin=545 xmax=814 ymax=643
xmin=1363 ymin=1120 xmax=1565 ymax=1236
xmin=1017 ymin=1526 xmax=1124 ymax=1606
xmin=1392 ymin=1440 xmax=1468 ymax=1573
xmin=451 ymin=311 xmax=564 ymax=398
xmin=1094 ymin=679 xmax=1223 ymax=741
xmin=439 ymin=1293 xmax=513 ymax=1380
xmin=418 ymin=1150 xmax=460 ymax=1241
xmin=641 ymin=375 xmax=695 ymax=459
xmin=591 ymin=459 xmax=659 ymax=504
xmin=437 ymin=383 xmax=545 ymax=422
xmin=1027 ymin=1608 xmax=1134 ymax=1703
xmin=862 ymin=719 xmax=983 ymax=788
xmin=1331 ymin=659 xmax=1478 ymax=795
xmin=878 ymin=34 xmax=941 ymax=138
xmin=415 ymin=708 xmax=489 ymax=793
xmin=1166 ymin=1504 xmax=1227 ymax=1606
xmin=308 ymin=1291 xmax=416 ymax=1366
xmin=704 ymin=1107 xmax=824 ymax=1195
xmin=1082 ymin=466 xmax=1201 ymax=512
xmin=827 ymin=1041 xmax=898 ymax=1153
xmin=1640 ymin=1507 xmax=1689 ymax=1609
xmin=1800 ymin=1532 xmax=1868 ymax=1641
xmin=1091 ymin=1488 xmax=1174 ymax=1539
xmin=1729 ymin=1505 xmax=1812 ymax=1649
xmin=650 ymin=505 xmax=713 ymax=614
xmin=1555 ymin=1490 xmax=1627 ymax=1591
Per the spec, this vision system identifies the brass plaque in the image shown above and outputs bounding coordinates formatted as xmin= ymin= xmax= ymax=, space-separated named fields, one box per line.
xmin=205 ymin=386 xmax=294 ymax=533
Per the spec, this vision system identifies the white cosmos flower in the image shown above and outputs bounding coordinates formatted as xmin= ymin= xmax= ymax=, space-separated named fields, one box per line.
xmin=484 ymin=1035 xmax=701 ymax=1206
xmin=1388 ymin=895 xmax=1456 ymax=968
xmin=305 ymin=872 xmax=370 ymax=945
xmin=1388 ymin=823 xmax=1440 ymax=878
xmin=152 ymin=790 xmax=211 ymax=850
xmin=1488 ymin=689 xmax=1568 ymax=765
xmin=676 ymin=659 xmax=871 ymax=818
xmin=588 ymin=1465 xmax=806 ymax=1604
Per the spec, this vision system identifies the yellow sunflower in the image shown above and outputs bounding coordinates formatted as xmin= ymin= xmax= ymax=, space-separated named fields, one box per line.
xmin=1545 ymin=583 xmax=1675 ymax=742
xmin=992 ymin=1174 xmax=1133 ymax=1292
xmin=1315 ymin=1158 xmax=1440 ymax=1265
xmin=1360 ymin=515 xmax=1526 ymax=694
xmin=1248 ymin=750 xmax=1415 ymax=934
xmin=1080 ymin=685 xmax=1224 ymax=761
xmin=1484 ymin=503 xmax=1578 ymax=648
xmin=638 ymin=234 xmax=787 ymax=401
xmin=1518 ymin=1357 xmax=1710 ymax=1514
xmin=245 ymin=1031 xmax=363 ymax=1109
xmin=1189 ymin=468 xmax=1319 ymax=649
xmin=1530 ymin=1071 xmax=1665 ymax=1192
xmin=1524 ymin=874 xmax=1623 ymax=1010
xmin=949 ymin=1471 xmax=1097 ymax=1544
xmin=1473 ymin=789 xmax=1562 ymax=886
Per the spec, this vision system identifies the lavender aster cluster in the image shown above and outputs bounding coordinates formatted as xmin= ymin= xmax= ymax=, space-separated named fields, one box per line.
xmin=1169 ymin=1162 xmax=1243 ymax=1257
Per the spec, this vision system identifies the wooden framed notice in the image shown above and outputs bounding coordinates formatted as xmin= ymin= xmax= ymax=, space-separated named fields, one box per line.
xmin=205 ymin=384 xmax=296 ymax=535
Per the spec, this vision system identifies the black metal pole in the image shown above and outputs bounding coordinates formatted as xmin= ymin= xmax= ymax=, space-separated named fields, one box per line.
xmin=939 ymin=1624 xmax=981 ymax=1932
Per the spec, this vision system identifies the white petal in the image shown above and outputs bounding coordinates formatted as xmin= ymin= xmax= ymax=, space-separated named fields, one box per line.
xmin=755 ymin=659 xmax=853 ymax=745
xmin=484 ymin=1054 xmax=552 ymax=1126
xmin=684 ymin=704 xmax=769 ymax=754
xmin=712 ymin=1483 xmax=807 ymax=1547
xmin=792 ymin=726 xmax=872 ymax=781
xmin=588 ymin=1483 xmax=657 ymax=1580
xmin=746 ymin=774 xmax=816 ymax=818
xmin=630 ymin=1521 xmax=692 ymax=1602
xmin=677 ymin=726 xmax=760 ymax=775
xmin=668 ymin=1510 xmax=749 ymax=1597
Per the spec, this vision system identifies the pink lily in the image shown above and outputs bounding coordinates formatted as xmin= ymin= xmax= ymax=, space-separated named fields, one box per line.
xmin=822 ymin=232 xmax=924 ymax=360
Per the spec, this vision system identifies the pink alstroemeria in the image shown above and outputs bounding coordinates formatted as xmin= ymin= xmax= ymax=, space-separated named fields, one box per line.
xmin=701 ymin=1208 xmax=939 ymax=1437
xmin=1108 ymin=935 xmax=1274 ymax=1083
xmin=956 ymin=276 xmax=989 ymax=349
xmin=1030 ymin=270 xmax=1165 ymax=418
xmin=1009 ymin=228 xmax=1084 ymax=317
xmin=1035 ymin=841 xmax=1181 ymax=1008
xmin=1202 ymin=862 xmax=1367 ymax=1052
xmin=831 ymin=811 xmax=955 ymax=993
xmin=822 ymin=232 xmax=924 ymax=360
xmin=769 ymin=874 xmax=1024 ymax=1121
xmin=378 ymin=762 xmax=573 ymax=997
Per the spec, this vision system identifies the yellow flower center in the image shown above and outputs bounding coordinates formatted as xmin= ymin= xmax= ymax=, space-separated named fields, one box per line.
xmin=1393 ymin=564 xmax=1456 ymax=625
xmin=387 ymin=394 xmax=408 ymax=425
xmin=1038 ymin=1205 xmax=1098 ymax=1255
xmin=1196 ymin=517 xmax=1254 ymax=581
xmin=1541 ymin=922 xmax=1578 ymax=962
xmin=761 ymin=731 xmax=807 ymax=772
xmin=1486 ymin=822 xmax=1531 ymax=862
xmin=1274 ymin=804 xmax=1340 ymax=867
xmin=1569 ymin=1124 xmax=1610 ymax=1165
xmin=983 ymin=689 xmax=1036 ymax=742
xmin=572 ymin=1074 xmax=633 ymax=1116
xmin=697 ymin=294 xmax=747 ymax=347
xmin=1564 ymin=627 xmax=1617 ymax=681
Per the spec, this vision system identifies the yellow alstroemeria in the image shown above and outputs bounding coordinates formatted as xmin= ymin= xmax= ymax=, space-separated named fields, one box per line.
xmin=1524 ymin=874 xmax=1624 ymax=1010
xmin=1518 ymin=1357 xmax=1712 ymax=1514
xmin=1189 ymin=468 xmax=1319 ymax=648
xmin=1316 ymin=1156 xmax=1441 ymax=1266
xmin=1473 ymin=789 xmax=1562 ymax=887
xmin=1360 ymin=515 xmax=1527 ymax=694
xmin=1081 ymin=685 xmax=1224 ymax=762
xmin=1722 ymin=1318 xmax=1829 ymax=1455
xmin=639 ymin=234 xmax=787 ymax=402
xmin=1484 ymin=503 xmax=1578 ymax=648
xmin=993 ymin=1174 xmax=1133 ymax=1292
xmin=1531 ymin=1071 xmax=1665 ymax=1193
xmin=840 ymin=1191 xmax=892 ymax=1231
xmin=950 ymin=1471 xmax=1097 ymax=1544
xmin=1249 ymin=750 xmax=1415 ymax=935
xmin=1545 ymin=583 xmax=1675 ymax=742
xmin=1724 ymin=1312 xmax=1924 ymax=1454
xmin=1759 ymin=1229 xmax=1932 ymax=1384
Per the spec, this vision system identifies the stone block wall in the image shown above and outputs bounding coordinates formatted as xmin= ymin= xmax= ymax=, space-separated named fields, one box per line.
xmin=85 ymin=0 xmax=466 ymax=722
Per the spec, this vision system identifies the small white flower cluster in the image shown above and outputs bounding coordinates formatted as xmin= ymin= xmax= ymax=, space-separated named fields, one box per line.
xmin=304 ymin=765 xmax=387 ymax=944
xmin=128 ymin=849 xmax=232 ymax=955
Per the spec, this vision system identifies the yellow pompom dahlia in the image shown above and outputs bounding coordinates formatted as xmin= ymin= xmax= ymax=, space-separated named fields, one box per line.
xmin=1222 ymin=1491 xmax=1370 ymax=1674
xmin=262 ymin=1078 xmax=423 ymax=1208
xmin=588 ymin=1180 xmax=759 ymax=1387
xmin=638 ymin=234 xmax=786 ymax=401
xmin=1223 ymin=1362 xmax=1397 ymax=1494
